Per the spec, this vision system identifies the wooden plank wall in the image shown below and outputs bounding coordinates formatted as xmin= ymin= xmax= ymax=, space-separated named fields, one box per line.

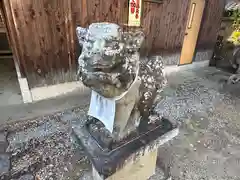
xmin=74 ymin=0 xmax=190 ymax=53
xmin=141 ymin=0 xmax=190 ymax=53
xmin=3 ymin=0 xmax=76 ymax=88
xmin=197 ymin=0 xmax=225 ymax=48
xmin=2 ymin=0 xmax=224 ymax=88
xmin=72 ymin=0 xmax=129 ymax=58
xmin=82 ymin=0 xmax=127 ymax=25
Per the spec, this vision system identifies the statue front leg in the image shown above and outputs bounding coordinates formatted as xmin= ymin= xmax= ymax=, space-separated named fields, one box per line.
xmin=112 ymin=78 xmax=141 ymax=141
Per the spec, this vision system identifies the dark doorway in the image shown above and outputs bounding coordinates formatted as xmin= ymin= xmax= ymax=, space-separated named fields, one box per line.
xmin=0 ymin=4 xmax=22 ymax=106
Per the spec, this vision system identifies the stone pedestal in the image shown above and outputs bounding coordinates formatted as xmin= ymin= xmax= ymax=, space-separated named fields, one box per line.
xmin=72 ymin=118 xmax=179 ymax=180
xmin=92 ymin=150 xmax=158 ymax=180
xmin=74 ymin=22 xmax=178 ymax=180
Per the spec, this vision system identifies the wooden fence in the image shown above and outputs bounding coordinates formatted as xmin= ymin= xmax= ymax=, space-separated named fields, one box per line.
xmin=1 ymin=0 xmax=224 ymax=88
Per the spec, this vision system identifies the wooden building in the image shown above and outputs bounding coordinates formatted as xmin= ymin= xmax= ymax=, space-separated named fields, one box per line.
xmin=0 ymin=0 xmax=225 ymax=103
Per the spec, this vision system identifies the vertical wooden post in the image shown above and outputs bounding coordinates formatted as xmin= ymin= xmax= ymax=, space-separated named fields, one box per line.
xmin=1 ymin=0 xmax=33 ymax=103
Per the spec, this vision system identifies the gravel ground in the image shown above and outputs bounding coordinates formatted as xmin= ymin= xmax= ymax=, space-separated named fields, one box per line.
xmin=1 ymin=106 xmax=92 ymax=180
xmin=1 ymin=66 xmax=240 ymax=180
xmin=155 ymin=67 xmax=240 ymax=180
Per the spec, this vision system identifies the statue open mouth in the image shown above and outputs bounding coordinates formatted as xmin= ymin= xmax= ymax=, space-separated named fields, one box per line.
xmin=91 ymin=59 xmax=117 ymax=71
xmin=91 ymin=64 xmax=112 ymax=71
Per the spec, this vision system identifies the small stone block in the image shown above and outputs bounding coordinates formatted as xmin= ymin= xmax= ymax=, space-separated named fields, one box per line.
xmin=0 ymin=133 xmax=6 ymax=142
xmin=0 ymin=133 xmax=7 ymax=153
xmin=0 ymin=154 xmax=10 ymax=178
xmin=18 ymin=174 xmax=34 ymax=180
xmin=92 ymin=150 xmax=158 ymax=180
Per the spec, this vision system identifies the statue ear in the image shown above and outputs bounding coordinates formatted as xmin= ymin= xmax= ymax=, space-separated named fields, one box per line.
xmin=76 ymin=26 xmax=88 ymax=45
xmin=123 ymin=31 xmax=145 ymax=50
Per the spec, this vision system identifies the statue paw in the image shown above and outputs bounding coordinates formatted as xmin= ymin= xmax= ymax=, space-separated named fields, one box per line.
xmin=228 ymin=74 xmax=240 ymax=84
xmin=149 ymin=114 xmax=162 ymax=124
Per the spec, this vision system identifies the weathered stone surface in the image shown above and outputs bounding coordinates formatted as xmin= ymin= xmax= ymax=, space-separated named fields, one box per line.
xmin=0 ymin=154 xmax=10 ymax=178
xmin=76 ymin=23 xmax=144 ymax=99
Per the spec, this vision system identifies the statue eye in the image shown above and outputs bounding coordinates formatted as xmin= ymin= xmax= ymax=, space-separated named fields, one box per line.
xmin=84 ymin=42 xmax=91 ymax=48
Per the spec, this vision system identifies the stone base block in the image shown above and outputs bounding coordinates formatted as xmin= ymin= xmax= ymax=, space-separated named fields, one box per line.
xmin=92 ymin=150 xmax=158 ymax=180
xmin=72 ymin=118 xmax=179 ymax=179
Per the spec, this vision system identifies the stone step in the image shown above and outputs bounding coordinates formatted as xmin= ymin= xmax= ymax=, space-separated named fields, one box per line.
xmin=0 ymin=154 xmax=10 ymax=180
xmin=7 ymin=118 xmax=69 ymax=159
xmin=0 ymin=132 xmax=8 ymax=153
xmin=8 ymin=130 xmax=90 ymax=180
xmin=11 ymin=151 xmax=44 ymax=179
xmin=11 ymin=174 xmax=34 ymax=180
xmin=33 ymin=132 xmax=90 ymax=180
xmin=8 ymin=131 xmax=68 ymax=179
xmin=2 ymin=106 xmax=90 ymax=180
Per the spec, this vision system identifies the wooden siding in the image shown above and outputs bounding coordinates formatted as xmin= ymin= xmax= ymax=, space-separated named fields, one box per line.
xmin=3 ymin=0 xmax=76 ymax=88
xmin=141 ymin=0 xmax=190 ymax=52
xmin=73 ymin=0 xmax=223 ymax=52
xmin=1 ymin=0 xmax=224 ymax=88
xmin=197 ymin=0 xmax=225 ymax=48
xmin=73 ymin=0 xmax=190 ymax=53
xmin=72 ymin=0 xmax=129 ymax=58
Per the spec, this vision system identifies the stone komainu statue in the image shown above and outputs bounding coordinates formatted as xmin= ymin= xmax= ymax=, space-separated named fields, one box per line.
xmin=76 ymin=23 xmax=167 ymax=139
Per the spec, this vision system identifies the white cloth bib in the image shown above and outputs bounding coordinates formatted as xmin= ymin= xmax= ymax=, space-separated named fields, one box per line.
xmin=88 ymin=90 xmax=116 ymax=133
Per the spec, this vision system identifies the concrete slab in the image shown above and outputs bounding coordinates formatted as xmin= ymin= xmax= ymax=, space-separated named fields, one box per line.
xmin=30 ymin=81 xmax=87 ymax=102
xmin=0 ymin=89 xmax=91 ymax=128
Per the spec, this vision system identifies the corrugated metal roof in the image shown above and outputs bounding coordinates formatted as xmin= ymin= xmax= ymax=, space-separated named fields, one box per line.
xmin=225 ymin=0 xmax=240 ymax=10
